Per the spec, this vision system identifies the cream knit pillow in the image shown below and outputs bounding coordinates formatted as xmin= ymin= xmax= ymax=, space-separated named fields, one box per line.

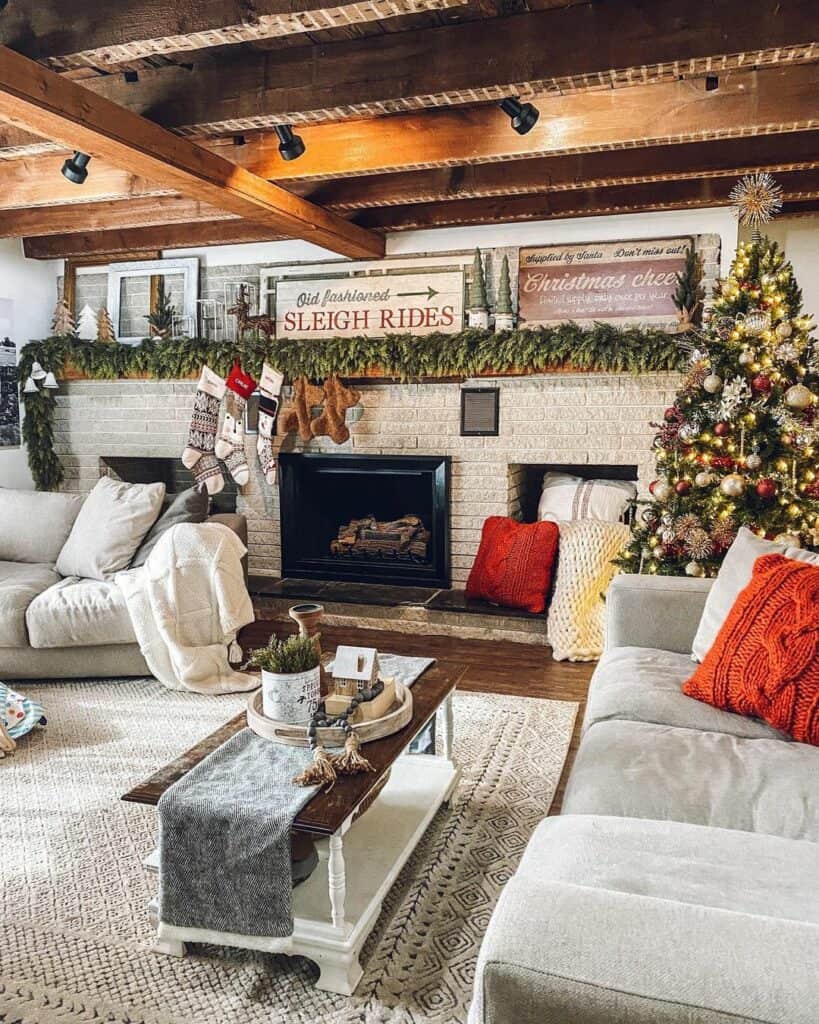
xmin=547 ymin=519 xmax=630 ymax=662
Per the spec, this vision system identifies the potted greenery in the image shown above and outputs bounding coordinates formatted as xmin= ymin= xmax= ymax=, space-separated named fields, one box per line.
xmin=246 ymin=634 xmax=321 ymax=724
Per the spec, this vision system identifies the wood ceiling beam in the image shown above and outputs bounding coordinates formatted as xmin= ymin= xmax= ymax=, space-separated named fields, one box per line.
xmin=2 ymin=64 xmax=817 ymax=206
xmin=0 ymin=46 xmax=383 ymax=259
xmin=11 ymin=0 xmax=817 ymax=138
xmin=354 ymin=169 xmax=819 ymax=231
xmin=23 ymin=169 xmax=819 ymax=259
xmin=1 ymin=0 xmax=466 ymax=71
xmin=7 ymin=131 xmax=819 ymax=237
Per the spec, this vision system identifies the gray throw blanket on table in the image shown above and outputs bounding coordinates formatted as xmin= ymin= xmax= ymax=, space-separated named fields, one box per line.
xmin=158 ymin=730 xmax=317 ymax=937
xmin=158 ymin=654 xmax=435 ymax=939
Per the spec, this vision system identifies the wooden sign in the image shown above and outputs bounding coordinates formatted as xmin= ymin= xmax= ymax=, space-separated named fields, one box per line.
xmin=518 ymin=237 xmax=691 ymax=326
xmin=274 ymin=271 xmax=464 ymax=338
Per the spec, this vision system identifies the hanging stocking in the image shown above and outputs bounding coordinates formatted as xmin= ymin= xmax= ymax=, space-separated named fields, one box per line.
xmin=257 ymin=363 xmax=284 ymax=485
xmin=182 ymin=366 xmax=226 ymax=495
xmin=215 ymin=363 xmax=256 ymax=487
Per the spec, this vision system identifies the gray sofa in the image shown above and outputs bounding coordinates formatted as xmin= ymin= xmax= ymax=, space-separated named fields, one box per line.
xmin=1 ymin=494 xmax=247 ymax=680
xmin=470 ymin=573 xmax=819 ymax=1024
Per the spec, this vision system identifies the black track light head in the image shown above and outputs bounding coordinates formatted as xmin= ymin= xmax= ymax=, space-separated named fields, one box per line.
xmin=275 ymin=124 xmax=306 ymax=161
xmin=61 ymin=151 xmax=91 ymax=185
xmin=499 ymin=97 xmax=539 ymax=135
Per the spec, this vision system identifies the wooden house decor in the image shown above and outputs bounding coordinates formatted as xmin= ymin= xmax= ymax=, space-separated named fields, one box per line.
xmin=332 ymin=646 xmax=380 ymax=697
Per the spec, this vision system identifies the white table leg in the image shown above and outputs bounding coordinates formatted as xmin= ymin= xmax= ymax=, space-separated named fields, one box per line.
xmin=328 ymin=833 xmax=347 ymax=930
xmin=441 ymin=691 xmax=455 ymax=764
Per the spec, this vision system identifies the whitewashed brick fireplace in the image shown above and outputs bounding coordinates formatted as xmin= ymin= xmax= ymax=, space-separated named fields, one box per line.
xmin=53 ymin=370 xmax=680 ymax=585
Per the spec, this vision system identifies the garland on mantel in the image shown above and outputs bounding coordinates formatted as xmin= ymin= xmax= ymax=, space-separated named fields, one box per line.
xmin=19 ymin=325 xmax=687 ymax=491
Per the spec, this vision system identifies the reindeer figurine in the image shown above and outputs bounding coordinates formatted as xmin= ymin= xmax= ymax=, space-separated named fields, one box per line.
xmin=228 ymin=284 xmax=276 ymax=339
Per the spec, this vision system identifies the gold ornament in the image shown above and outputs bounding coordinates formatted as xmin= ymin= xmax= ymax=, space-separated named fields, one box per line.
xmin=729 ymin=172 xmax=783 ymax=228
xmin=719 ymin=473 xmax=746 ymax=497
xmin=784 ymin=383 xmax=815 ymax=410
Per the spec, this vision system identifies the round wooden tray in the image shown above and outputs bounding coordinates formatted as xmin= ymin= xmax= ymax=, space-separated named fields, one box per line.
xmin=247 ymin=681 xmax=413 ymax=747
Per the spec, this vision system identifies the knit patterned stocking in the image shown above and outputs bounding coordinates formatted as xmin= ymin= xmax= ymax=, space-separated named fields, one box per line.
xmin=257 ymin=363 xmax=284 ymax=485
xmin=215 ymin=364 xmax=256 ymax=487
xmin=182 ymin=366 xmax=226 ymax=495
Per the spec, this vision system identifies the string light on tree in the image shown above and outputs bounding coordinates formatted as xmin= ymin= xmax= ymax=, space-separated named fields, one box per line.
xmin=616 ymin=173 xmax=819 ymax=576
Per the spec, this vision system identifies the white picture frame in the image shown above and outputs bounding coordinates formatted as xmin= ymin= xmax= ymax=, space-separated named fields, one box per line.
xmin=107 ymin=257 xmax=200 ymax=345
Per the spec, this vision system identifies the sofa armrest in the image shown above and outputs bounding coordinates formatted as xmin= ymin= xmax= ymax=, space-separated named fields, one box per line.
xmin=606 ymin=573 xmax=712 ymax=654
xmin=208 ymin=513 xmax=248 ymax=582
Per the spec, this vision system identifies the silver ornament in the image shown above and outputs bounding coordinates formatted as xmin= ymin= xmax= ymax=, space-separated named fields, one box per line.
xmin=745 ymin=452 xmax=762 ymax=471
xmin=719 ymin=473 xmax=746 ymax=497
xmin=784 ymin=383 xmax=815 ymax=410
xmin=694 ymin=471 xmax=714 ymax=488
xmin=703 ymin=373 xmax=723 ymax=394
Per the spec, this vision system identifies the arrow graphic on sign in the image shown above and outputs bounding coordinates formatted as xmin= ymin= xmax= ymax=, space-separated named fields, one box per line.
xmin=397 ymin=286 xmax=439 ymax=301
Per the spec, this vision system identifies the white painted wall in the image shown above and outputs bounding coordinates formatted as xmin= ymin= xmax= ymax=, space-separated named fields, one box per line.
xmin=167 ymin=206 xmax=740 ymax=275
xmin=740 ymin=215 xmax=819 ymax=325
xmin=0 ymin=239 xmax=61 ymax=489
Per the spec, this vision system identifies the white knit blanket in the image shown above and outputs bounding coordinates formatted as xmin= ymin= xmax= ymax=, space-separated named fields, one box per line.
xmin=547 ymin=519 xmax=631 ymax=662
xmin=116 ymin=523 xmax=257 ymax=694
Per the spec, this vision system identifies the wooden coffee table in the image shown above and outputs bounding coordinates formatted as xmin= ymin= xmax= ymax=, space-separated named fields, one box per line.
xmin=122 ymin=660 xmax=465 ymax=994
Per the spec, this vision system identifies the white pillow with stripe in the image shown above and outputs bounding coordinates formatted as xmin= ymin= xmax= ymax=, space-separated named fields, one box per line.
xmin=537 ymin=472 xmax=636 ymax=524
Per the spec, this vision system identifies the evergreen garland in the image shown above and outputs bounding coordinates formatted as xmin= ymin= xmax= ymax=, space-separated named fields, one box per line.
xmin=19 ymin=324 xmax=686 ymax=491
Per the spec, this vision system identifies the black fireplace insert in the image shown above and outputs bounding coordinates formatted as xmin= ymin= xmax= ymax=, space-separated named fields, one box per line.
xmin=279 ymin=453 xmax=450 ymax=587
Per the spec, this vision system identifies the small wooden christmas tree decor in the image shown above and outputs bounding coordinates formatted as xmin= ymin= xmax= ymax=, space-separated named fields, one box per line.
xmin=77 ymin=304 xmax=97 ymax=341
xmin=51 ymin=297 xmax=76 ymax=338
xmin=467 ymin=248 xmax=489 ymax=329
xmin=96 ymin=306 xmax=115 ymax=343
xmin=494 ymin=254 xmax=516 ymax=331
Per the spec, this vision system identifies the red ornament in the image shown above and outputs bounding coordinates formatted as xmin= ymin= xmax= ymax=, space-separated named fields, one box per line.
xmin=675 ymin=479 xmax=692 ymax=496
xmin=756 ymin=479 xmax=778 ymax=500
xmin=751 ymin=374 xmax=772 ymax=395
xmin=714 ymin=421 xmax=731 ymax=437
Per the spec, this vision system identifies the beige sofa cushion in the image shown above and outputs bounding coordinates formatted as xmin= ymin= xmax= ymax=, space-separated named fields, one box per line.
xmin=0 ymin=488 xmax=83 ymax=564
xmin=0 ymin=560 xmax=60 ymax=647
xmin=26 ymin=576 xmax=135 ymax=649
xmin=56 ymin=477 xmax=165 ymax=581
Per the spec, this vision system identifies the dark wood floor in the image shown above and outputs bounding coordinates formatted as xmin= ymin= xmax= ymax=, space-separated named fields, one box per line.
xmin=239 ymin=620 xmax=594 ymax=814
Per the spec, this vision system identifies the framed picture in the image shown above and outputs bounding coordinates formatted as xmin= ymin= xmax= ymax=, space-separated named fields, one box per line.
xmin=460 ymin=387 xmax=499 ymax=437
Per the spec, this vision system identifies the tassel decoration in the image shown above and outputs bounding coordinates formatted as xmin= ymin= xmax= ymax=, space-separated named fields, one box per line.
xmin=293 ymin=745 xmax=337 ymax=789
xmin=332 ymin=731 xmax=376 ymax=776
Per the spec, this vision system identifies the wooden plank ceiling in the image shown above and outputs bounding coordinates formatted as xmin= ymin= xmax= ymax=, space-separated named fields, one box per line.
xmin=0 ymin=0 xmax=817 ymax=258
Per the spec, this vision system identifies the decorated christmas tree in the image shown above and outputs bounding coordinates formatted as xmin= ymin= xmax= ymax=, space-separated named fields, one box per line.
xmin=618 ymin=174 xmax=819 ymax=577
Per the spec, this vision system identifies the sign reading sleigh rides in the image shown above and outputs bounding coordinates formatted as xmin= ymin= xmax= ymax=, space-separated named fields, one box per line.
xmin=518 ymin=237 xmax=691 ymax=326
xmin=273 ymin=271 xmax=465 ymax=338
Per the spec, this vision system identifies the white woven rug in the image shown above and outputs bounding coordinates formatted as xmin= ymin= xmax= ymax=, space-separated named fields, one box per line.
xmin=0 ymin=678 xmax=577 ymax=1024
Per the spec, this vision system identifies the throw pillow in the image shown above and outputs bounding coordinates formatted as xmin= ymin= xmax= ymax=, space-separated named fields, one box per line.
xmin=56 ymin=476 xmax=165 ymax=581
xmin=547 ymin=519 xmax=631 ymax=662
xmin=0 ymin=488 xmax=83 ymax=564
xmin=690 ymin=527 xmax=787 ymax=662
xmin=683 ymin=554 xmax=819 ymax=745
xmin=465 ymin=516 xmax=559 ymax=613
xmin=538 ymin=472 xmax=637 ymax=524
xmin=130 ymin=484 xmax=210 ymax=568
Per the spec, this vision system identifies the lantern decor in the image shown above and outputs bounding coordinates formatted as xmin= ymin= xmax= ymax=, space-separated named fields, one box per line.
xmin=616 ymin=180 xmax=819 ymax=577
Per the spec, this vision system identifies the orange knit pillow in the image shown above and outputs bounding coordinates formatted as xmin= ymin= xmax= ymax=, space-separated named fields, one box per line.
xmin=683 ymin=553 xmax=819 ymax=745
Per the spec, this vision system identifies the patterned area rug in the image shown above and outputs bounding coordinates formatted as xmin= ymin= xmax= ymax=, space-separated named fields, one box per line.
xmin=0 ymin=678 xmax=577 ymax=1024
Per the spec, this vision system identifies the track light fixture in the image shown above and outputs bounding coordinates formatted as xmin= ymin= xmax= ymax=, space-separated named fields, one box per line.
xmin=61 ymin=151 xmax=91 ymax=184
xmin=275 ymin=125 xmax=306 ymax=161
xmin=499 ymin=97 xmax=539 ymax=135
